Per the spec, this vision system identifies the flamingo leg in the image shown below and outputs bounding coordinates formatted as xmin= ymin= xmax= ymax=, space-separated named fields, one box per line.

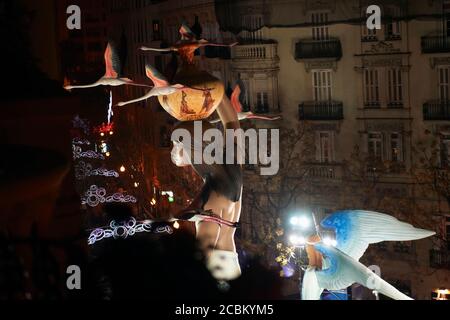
xmin=140 ymin=46 xmax=173 ymax=52
xmin=65 ymin=83 xmax=101 ymax=90
xmin=247 ymin=115 xmax=282 ymax=121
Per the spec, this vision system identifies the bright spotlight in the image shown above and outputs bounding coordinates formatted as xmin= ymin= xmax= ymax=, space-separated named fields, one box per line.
xmin=289 ymin=234 xmax=306 ymax=246
xmin=323 ymin=237 xmax=337 ymax=247
xmin=290 ymin=215 xmax=311 ymax=229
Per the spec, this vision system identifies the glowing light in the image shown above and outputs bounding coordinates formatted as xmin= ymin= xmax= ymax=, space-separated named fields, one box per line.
xmin=168 ymin=197 xmax=175 ymax=203
xmin=120 ymin=165 xmax=126 ymax=173
xmin=290 ymin=215 xmax=311 ymax=229
xmin=173 ymin=221 xmax=180 ymax=229
xmin=323 ymin=237 xmax=338 ymax=247
xmin=105 ymin=152 xmax=111 ymax=157
xmin=75 ymin=162 xmax=119 ymax=180
xmin=100 ymin=132 xmax=105 ymax=137
xmin=151 ymin=198 xmax=157 ymax=206
xmin=434 ymin=288 xmax=450 ymax=300
xmin=88 ymin=217 xmax=173 ymax=245
xmin=134 ymin=182 xmax=139 ymax=188
xmin=289 ymin=234 xmax=306 ymax=246
xmin=81 ymin=185 xmax=137 ymax=207
xmin=107 ymin=90 xmax=114 ymax=124
xmin=73 ymin=145 xmax=105 ymax=160
xmin=109 ymin=131 xmax=114 ymax=136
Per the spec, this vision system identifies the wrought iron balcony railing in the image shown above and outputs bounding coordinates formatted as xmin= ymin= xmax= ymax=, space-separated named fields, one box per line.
xmin=423 ymin=100 xmax=450 ymax=120
xmin=295 ymin=38 xmax=342 ymax=60
xmin=430 ymin=249 xmax=450 ymax=269
xmin=299 ymin=101 xmax=344 ymax=120
xmin=421 ymin=35 xmax=450 ymax=53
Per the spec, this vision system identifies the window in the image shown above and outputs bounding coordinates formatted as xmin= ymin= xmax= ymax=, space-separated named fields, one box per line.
xmin=317 ymin=131 xmax=334 ymax=163
xmin=368 ymin=132 xmax=383 ymax=161
xmin=441 ymin=134 xmax=450 ymax=167
xmin=387 ymin=68 xmax=403 ymax=106
xmin=312 ymin=12 xmax=329 ymax=41
xmin=439 ymin=67 xmax=450 ymax=101
xmin=312 ymin=70 xmax=332 ymax=101
xmin=153 ymin=20 xmax=161 ymax=41
xmin=364 ymin=69 xmax=380 ymax=106
xmin=389 ymin=133 xmax=403 ymax=162
xmin=386 ymin=18 xmax=401 ymax=39
xmin=256 ymin=92 xmax=269 ymax=113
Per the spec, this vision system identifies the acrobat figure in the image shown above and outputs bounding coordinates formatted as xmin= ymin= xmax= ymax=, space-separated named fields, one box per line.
xmin=180 ymin=91 xmax=196 ymax=115
xmin=300 ymin=210 xmax=435 ymax=300
xmin=140 ymin=24 xmax=237 ymax=65
xmin=171 ymin=96 xmax=243 ymax=281
xmin=201 ymin=89 xmax=215 ymax=114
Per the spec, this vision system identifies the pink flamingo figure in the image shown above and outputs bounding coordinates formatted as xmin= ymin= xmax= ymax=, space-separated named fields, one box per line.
xmin=65 ymin=43 xmax=150 ymax=90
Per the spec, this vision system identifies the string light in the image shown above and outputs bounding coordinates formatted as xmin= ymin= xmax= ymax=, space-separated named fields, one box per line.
xmin=120 ymin=165 xmax=126 ymax=173
xmin=173 ymin=221 xmax=180 ymax=229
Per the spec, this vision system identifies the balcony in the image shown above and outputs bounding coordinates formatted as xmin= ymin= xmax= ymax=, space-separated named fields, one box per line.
xmin=421 ymin=36 xmax=450 ymax=54
xmin=295 ymin=38 xmax=342 ymax=60
xmin=299 ymin=101 xmax=344 ymax=120
xmin=232 ymin=41 xmax=278 ymax=60
xmin=306 ymin=164 xmax=342 ymax=180
xmin=430 ymin=249 xmax=450 ymax=269
xmin=423 ymin=100 xmax=450 ymax=120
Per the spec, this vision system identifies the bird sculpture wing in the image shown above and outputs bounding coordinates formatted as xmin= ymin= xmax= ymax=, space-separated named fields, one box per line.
xmin=145 ymin=64 xmax=170 ymax=88
xmin=231 ymin=85 xmax=243 ymax=113
xmin=104 ymin=42 xmax=121 ymax=78
xmin=320 ymin=210 xmax=435 ymax=261
xmin=179 ymin=23 xmax=196 ymax=41
xmin=198 ymin=39 xmax=239 ymax=48
xmin=140 ymin=46 xmax=174 ymax=52
xmin=301 ymin=267 xmax=324 ymax=300
xmin=307 ymin=244 xmax=413 ymax=300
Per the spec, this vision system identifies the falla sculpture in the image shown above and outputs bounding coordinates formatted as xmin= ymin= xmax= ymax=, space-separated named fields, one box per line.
xmin=140 ymin=23 xmax=238 ymax=64
xmin=210 ymin=86 xmax=282 ymax=123
xmin=301 ymin=210 xmax=435 ymax=300
xmin=64 ymin=43 xmax=150 ymax=90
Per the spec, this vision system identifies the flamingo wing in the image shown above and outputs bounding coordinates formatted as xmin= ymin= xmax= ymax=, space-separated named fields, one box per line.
xmin=104 ymin=42 xmax=121 ymax=78
xmin=145 ymin=64 xmax=169 ymax=88
xmin=247 ymin=114 xmax=281 ymax=121
xmin=179 ymin=23 xmax=196 ymax=41
xmin=231 ymin=85 xmax=243 ymax=113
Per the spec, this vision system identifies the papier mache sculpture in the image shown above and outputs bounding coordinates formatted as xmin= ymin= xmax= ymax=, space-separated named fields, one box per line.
xmin=301 ymin=210 xmax=435 ymax=300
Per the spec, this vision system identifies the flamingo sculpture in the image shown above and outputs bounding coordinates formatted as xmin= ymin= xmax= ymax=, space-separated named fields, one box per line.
xmin=210 ymin=85 xmax=281 ymax=124
xmin=116 ymin=64 xmax=190 ymax=107
xmin=140 ymin=23 xmax=238 ymax=64
xmin=65 ymin=42 xmax=150 ymax=90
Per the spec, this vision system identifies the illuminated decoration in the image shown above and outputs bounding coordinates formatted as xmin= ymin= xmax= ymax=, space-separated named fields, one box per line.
xmin=150 ymin=198 xmax=157 ymax=206
xmin=94 ymin=122 xmax=114 ymax=136
xmin=72 ymin=138 xmax=91 ymax=146
xmin=134 ymin=182 xmax=139 ymax=188
xmin=119 ymin=165 xmax=126 ymax=173
xmin=107 ymin=90 xmax=114 ymax=124
xmin=88 ymin=217 xmax=173 ymax=245
xmin=73 ymin=145 xmax=105 ymax=160
xmin=173 ymin=221 xmax=180 ymax=229
xmin=136 ymin=24 xmax=231 ymax=121
xmin=433 ymin=288 xmax=449 ymax=300
xmin=64 ymin=42 xmax=151 ymax=91
xmin=72 ymin=115 xmax=90 ymax=135
xmin=81 ymin=185 xmax=137 ymax=207
xmin=75 ymin=161 xmax=119 ymax=180
xmin=300 ymin=210 xmax=436 ymax=300
xmin=99 ymin=142 xmax=109 ymax=154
